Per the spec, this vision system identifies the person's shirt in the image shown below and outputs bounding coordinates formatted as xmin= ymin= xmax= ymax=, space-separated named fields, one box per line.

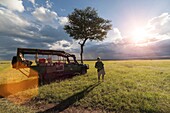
xmin=95 ymin=61 xmax=104 ymax=71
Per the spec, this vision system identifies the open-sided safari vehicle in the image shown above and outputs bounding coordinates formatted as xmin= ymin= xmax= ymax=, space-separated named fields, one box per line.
xmin=12 ymin=48 xmax=89 ymax=85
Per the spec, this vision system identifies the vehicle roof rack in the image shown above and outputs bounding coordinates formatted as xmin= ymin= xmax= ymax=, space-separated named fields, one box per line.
xmin=17 ymin=48 xmax=75 ymax=58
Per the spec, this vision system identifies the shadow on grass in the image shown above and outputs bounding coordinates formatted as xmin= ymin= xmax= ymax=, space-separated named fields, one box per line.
xmin=38 ymin=82 xmax=100 ymax=113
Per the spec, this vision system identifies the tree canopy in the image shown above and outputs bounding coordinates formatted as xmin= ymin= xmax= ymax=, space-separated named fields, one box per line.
xmin=64 ymin=7 xmax=112 ymax=63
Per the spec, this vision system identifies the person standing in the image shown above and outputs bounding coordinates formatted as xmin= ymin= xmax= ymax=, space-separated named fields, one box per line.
xmin=95 ymin=57 xmax=105 ymax=82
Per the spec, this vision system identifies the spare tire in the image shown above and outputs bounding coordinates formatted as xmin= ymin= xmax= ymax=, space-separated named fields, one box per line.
xmin=11 ymin=56 xmax=17 ymax=68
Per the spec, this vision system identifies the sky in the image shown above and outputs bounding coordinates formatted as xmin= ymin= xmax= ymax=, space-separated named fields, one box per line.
xmin=0 ymin=0 xmax=170 ymax=60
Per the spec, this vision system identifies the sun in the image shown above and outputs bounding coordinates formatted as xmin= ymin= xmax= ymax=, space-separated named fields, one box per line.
xmin=131 ymin=27 xmax=148 ymax=44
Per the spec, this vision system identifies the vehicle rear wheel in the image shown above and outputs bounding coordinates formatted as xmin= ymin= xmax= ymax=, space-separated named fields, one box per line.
xmin=38 ymin=74 xmax=45 ymax=86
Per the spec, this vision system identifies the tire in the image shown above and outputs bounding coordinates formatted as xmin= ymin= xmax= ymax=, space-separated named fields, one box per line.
xmin=12 ymin=56 xmax=17 ymax=68
xmin=38 ymin=74 xmax=45 ymax=86
xmin=81 ymin=68 xmax=87 ymax=74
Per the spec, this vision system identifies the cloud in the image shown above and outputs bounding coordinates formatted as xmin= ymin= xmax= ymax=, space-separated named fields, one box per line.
xmin=58 ymin=17 xmax=69 ymax=25
xmin=14 ymin=38 xmax=29 ymax=44
xmin=32 ymin=6 xmax=69 ymax=28
xmin=83 ymin=12 xmax=170 ymax=59
xmin=1 ymin=0 xmax=170 ymax=60
xmin=0 ymin=7 xmax=71 ymax=60
xmin=0 ymin=0 xmax=24 ymax=12
xmin=146 ymin=13 xmax=170 ymax=41
xmin=84 ymin=39 xmax=170 ymax=60
xmin=104 ymin=28 xmax=123 ymax=44
xmin=48 ymin=40 xmax=72 ymax=50
xmin=39 ymin=25 xmax=71 ymax=42
xmin=116 ymin=13 xmax=170 ymax=46
xmin=29 ymin=0 xmax=35 ymax=5
xmin=0 ymin=2 xmax=66 ymax=60
xmin=32 ymin=6 xmax=57 ymax=22
xmin=0 ymin=7 xmax=30 ymax=37
xmin=46 ymin=0 xmax=53 ymax=9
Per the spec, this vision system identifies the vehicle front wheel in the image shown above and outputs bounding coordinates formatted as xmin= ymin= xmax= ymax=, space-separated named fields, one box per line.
xmin=81 ymin=68 xmax=87 ymax=74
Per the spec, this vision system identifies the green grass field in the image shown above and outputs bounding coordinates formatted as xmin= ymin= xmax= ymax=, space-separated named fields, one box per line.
xmin=0 ymin=60 xmax=170 ymax=113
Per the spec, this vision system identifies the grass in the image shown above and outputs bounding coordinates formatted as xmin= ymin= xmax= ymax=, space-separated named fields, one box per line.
xmin=0 ymin=98 xmax=33 ymax=113
xmin=0 ymin=61 xmax=37 ymax=84
xmin=0 ymin=60 xmax=170 ymax=113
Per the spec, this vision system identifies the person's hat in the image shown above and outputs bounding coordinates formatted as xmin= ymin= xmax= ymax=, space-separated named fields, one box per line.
xmin=97 ymin=57 xmax=101 ymax=60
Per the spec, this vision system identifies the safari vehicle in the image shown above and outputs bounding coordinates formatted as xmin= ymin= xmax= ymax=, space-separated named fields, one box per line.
xmin=12 ymin=48 xmax=89 ymax=84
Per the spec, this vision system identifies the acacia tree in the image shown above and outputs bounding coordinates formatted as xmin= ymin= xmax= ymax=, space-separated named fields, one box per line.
xmin=64 ymin=7 xmax=112 ymax=63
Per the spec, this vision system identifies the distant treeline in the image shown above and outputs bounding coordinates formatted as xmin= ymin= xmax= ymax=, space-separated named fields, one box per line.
xmin=82 ymin=57 xmax=170 ymax=61
xmin=0 ymin=61 xmax=10 ymax=64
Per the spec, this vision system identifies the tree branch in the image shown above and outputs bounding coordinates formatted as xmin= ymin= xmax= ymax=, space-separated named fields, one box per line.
xmin=82 ymin=38 xmax=88 ymax=46
xmin=78 ymin=41 xmax=82 ymax=45
xmin=78 ymin=38 xmax=88 ymax=46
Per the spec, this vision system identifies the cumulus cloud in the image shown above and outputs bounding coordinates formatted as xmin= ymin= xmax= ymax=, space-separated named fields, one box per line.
xmin=48 ymin=40 xmax=71 ymax=50
xmin=0 ymin=0 xmax=24 ymax=12
xmin=32 ymin=6 xmax=57 ymax=22
xmin=0 ymin=1 xmax=69 ymax=60
xmin=32 ymin=6 xmax=69 ymax=28
xmin=146 ymin=13 xmax=170 ymax=41
xmin=104 ymin=28 xmax=123 ymax=44
xmin=115 ymin=13 xmax=170 ymax=46
xmin=0 ymin=7 xmax=71 ymax=60
xmin=58 ymin=17 xmax=69 ymax=25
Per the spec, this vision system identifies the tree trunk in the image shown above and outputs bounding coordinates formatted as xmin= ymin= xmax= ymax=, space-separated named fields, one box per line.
xmin=79 ymin=38 xmax=88 ymax=64
xmin=80 ymin=44 xmax=83 ymax=64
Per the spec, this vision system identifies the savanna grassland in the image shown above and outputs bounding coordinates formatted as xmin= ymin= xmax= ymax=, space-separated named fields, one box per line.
xmin=0 ymin=60 xmax=170 ymax=113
